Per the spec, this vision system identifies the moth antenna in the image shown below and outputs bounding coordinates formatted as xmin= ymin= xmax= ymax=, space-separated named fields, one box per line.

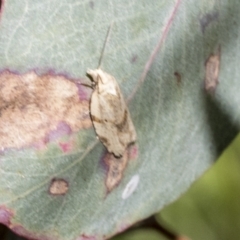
xmin=98 ymin=22 xmax=114 ymax=69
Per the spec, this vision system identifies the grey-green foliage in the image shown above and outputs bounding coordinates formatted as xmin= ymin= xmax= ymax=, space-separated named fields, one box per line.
xmin=0 ymin=1 xmax=239 ymax=240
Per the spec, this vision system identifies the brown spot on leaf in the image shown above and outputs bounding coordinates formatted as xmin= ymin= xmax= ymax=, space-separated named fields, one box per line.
xmin=49 ymin=178 xmax=69 ymax=195
xmin=174 ymin=72 xmax=181 ymax=85
xmin=205 ymin=48 xmax=221 ymax=93
xmin=104 ymin=150 xmax=129 ymax=193
xmin=0 ymin=71 xmax=92 ymax=150
xmin=102 ymin=145 xmax=138 ymax=193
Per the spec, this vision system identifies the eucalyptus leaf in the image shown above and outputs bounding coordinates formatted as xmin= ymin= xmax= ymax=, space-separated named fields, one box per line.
xmin=0 ymin=1 xmax=239 ymax=240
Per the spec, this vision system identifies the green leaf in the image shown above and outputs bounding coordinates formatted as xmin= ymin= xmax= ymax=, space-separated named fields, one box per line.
xmin=158 ymin=133 xmax=240 ymax=240
xmin=111 ymin=228 xmax=169 ymax=240
xmin=0 ymin=0 xmax=239 ymax=240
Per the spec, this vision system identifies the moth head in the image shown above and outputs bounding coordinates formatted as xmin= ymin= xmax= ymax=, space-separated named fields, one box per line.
xmin=87 ymin=69 xmax=99 ymax=84
xmin=87 ymin=69 xmax=110 ymax=84
xmin=87 ymin=69 xmax=117 ymax=95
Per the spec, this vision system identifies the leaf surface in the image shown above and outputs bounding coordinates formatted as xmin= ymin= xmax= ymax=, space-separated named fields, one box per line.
xmin=0 ymin=0 xmax=239 ymax=240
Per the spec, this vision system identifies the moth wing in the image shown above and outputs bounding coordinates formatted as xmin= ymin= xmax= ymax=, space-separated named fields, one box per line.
xmin=106 ymin=79 xmax=137 ymax=149
xmin=90 ymin=89 xmax=126 ymax=157
xmin=90 ymin=70 xmax=137 ymax=157
xmin=118 ymin=108 xmax=137 ymax=147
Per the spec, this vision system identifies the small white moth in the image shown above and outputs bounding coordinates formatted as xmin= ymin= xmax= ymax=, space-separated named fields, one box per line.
xmin=87 ymin=24 xmax=137 ymax=158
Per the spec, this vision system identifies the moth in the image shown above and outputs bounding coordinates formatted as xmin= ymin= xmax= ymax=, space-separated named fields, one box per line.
xmin=87 ymin=25 xmax=137 ymax=158
xmin=87 ymin=69 xmax=136 ymax=157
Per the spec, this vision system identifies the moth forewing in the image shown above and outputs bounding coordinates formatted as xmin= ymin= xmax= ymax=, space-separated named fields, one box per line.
xmin=87 ymin=69 xmax=137 ymax=157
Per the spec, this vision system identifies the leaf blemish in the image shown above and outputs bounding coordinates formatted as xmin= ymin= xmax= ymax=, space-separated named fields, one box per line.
xmin=128 ymin=144 xmax=138 ymax=160
xmin=59 ymin=142 xmax=72 ymax=153
xmin=0 ymin=206 xmax=14 ymax=225
xmin=104 ymin=150 xmax=129 ymax=193
xmin=174 ymin=71 xmax=182 ymax=85
xmin=100 ymin=143 xmax=138 ymax=193
xmin=45 ymin=122 xmax=72 ymax=142
xmin=49 ymin=178 xmax=69 ymax=195
xmin=122 ymin=174 xmax=139 ymax=199
xmin=200 ymin=11 xmax=219 ymax=33
xmin=89 ymin=1 xmax=94 ymax=9
xmin=12 ymin=225 xmax=54 ymax=240
xmin=130 ymin=54 xmax=138 ymax=63
xmin=0 ymin=0 xmax=3 ymax=13
xmin=205 ymin=48 xmax=221 ymax=93
xmin=0 ymin=71 xmax=92 ymax=150
xmin=79 ymin=234 xmax=97 ymax=240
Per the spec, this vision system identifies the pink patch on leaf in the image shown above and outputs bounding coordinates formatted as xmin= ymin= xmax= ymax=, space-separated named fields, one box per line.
xmin=128 ymin=145 xmax=138 ymax=160
xmin=0 ymin=206 xmax=14 ymax=225
xmin=59 ymin=142 xmax=72 ymax=153
xmin=76 ymin=83 xmax=91 ymax=101
xmin=12 ymin=225 xmax=57 ymax=240
xmin=76 ymin=235 xmax=97 ymax=240
xmin=117 ymin=222 xmax=132 ymax=234
xmin=46 ymin=122 xmax=72 ymax=143
xmin=0 ymin=0 xmax=4 ymax=16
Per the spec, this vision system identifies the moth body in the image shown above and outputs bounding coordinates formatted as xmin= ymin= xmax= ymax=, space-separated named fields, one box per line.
xmin=87 ymin=69 xmax=137 ymax=157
